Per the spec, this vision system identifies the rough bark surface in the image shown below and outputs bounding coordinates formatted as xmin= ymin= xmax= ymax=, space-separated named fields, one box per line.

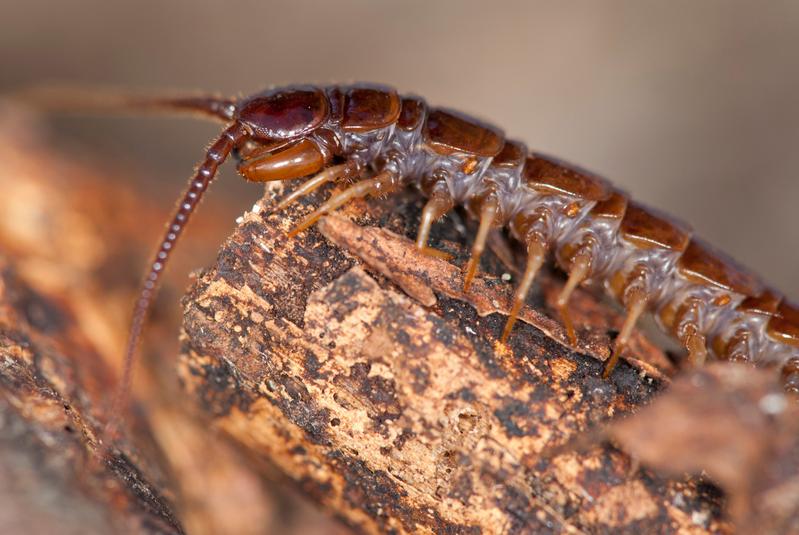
xmin=179 ymin=183 xmax=733 ymax=534
xmin=608 ymin=363 xmax=799 ymax=535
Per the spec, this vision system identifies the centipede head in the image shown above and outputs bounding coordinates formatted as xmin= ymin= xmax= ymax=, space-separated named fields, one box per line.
xmin=236 ymin=86 xmax=333 ymax=182
xmin=238 ymin=85 xmax=329 ymax=140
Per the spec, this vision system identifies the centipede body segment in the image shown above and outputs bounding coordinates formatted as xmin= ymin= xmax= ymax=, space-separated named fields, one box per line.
xmin=111 ymin=83 xmax=799 ymax=419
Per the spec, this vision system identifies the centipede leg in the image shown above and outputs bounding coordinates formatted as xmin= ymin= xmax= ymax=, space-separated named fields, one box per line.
xmin=603 ymin=289 xmax=648 ymax=378
xmin=555 ymin=252 xmax=591 ymax=346
xmin=487 ymin=229 xmax=519 ymax=277
xmin=415 ymin=184 xmax=455 ymax=260
xmin=500 ymin=238 xmax=547 ymax=343
xmin=782 ymin=358 xmax=799 ymax=395
xmin=721 ymin=329 xmax=751 ymax=363
xmin=289 ymin=171 xmax=397 ymax=237
xmin=276 ymin=161 xmax=359 ymax=210
xmin=463 ymin=197 xmax=499 ymax=292
xmin=682 ymin=324 xmax=708 ymax=367
xmin=671 ymin=299 xmax=709 ymax=366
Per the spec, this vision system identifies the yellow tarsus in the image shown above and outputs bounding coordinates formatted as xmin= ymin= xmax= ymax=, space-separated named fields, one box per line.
xmin=463 ymin=198 xmax=498 ymax=292
xmin=603 ymin=289 xmax=648 ymax=378
xmin=555 ymin=253 xmax=591 ymax=346
xmin=288 ymin=171 xmax=394 ymax=238
xmin=415 ymin=189 xmax=454 ymax=260
xmin=419 ymin=247 xmax=453 ymax=261
xmin=684 ymin=326 xmax=708 ymax=367
xmin=500 ymin=240 xmax=547 ymax=344
xmin=277 ymin=163 xmax=354 ymax=210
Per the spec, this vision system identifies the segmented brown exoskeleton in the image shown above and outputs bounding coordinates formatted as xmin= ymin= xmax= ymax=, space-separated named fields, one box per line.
xmin=104 ymin=83 xmax=799 ymax=419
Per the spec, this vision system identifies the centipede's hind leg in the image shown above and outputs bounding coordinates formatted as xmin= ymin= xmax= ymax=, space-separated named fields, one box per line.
xmin=289 ymin=171 xmax=400 ymax=237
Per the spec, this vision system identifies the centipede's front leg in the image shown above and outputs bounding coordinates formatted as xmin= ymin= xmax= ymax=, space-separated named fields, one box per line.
xmin=289 ymin=170 xmax=401 ymax=237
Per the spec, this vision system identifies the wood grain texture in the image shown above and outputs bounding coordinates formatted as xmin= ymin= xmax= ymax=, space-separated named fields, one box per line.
xmin=179 ymin=183 xmax=730 ymax=534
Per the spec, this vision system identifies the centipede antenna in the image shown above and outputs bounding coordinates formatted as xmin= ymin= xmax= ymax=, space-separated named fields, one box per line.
xmin=105 ymin=122 xmax=248 ymax=439
xmin=500 ymin=239 xmax=547 ymax=343
xmin=556 ymin=253 xmax=591 ymax=346
xmin=16 ymin=85 xmax=236 ymax=122
xmin=463 ymin=197 xmax=498 ymax=292
xmin=603 ymin=289 xmax=648 ymax=378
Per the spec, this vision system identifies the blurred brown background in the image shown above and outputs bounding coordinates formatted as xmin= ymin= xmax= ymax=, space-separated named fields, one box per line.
xmin=2 ymin=0 xmax=797 ymax=298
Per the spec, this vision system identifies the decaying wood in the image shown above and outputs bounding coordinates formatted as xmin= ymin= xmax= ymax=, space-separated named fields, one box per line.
xmin=608 ymin=363 xmax=799 ymax=534
xmin=179 ymin=183 xmax=735 ymax=534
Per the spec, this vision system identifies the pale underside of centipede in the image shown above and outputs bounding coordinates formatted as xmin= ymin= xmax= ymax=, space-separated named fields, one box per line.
xmin=107 ymin=82 xmax=799 ymax=415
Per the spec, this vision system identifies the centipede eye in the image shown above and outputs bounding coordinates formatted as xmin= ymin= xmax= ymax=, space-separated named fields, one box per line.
xmin=238 ymin=85 xmax=329 ymax=140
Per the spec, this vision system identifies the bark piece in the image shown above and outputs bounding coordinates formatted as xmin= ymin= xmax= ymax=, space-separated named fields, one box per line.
xmin=179 ymin=184 xmax=730 ymax=534
xmin=609 ymin=363 xmax=799 ymax=534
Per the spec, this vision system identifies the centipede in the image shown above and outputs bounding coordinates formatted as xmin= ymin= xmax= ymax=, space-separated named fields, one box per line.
xmin=60 ymin=83 xmax=796 ymax=420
